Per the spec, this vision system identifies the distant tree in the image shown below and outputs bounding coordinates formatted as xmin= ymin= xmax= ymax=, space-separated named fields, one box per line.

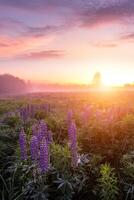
xmin=92 ymin=72 xmax=102 ymax=87
xmin=0 ymin=74 xmax=28 ymax=94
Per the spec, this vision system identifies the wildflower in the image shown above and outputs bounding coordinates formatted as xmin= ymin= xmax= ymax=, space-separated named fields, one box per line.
xmin=68 ymin=122 xmax=78 ymax=167
xmin=39 ymin=138 xmax=49 ymax=172
xmin=19 ymin=128 xmax=27 ymax=160
xmin=30 ymin=136 xmax=38 ymax=160
xmin=38 ymin=120 xmax=48 ymax=140
xmin=67 ymin=110 xmax=73 ymax=128
xmin=37 ymin=120 xmax=52 ymax=146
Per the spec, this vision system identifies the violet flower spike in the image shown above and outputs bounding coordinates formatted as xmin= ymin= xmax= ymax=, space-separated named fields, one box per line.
xmin=30 ymin=136 xmax=38 ymax=160
xmin=67 ymin=110 xmax=73 ymax=129
xmin=68 ymin=122 xmax=78 ymax=167
xmin=39 ymin=138 xmax=49 ymax=172
xmin=39 ymin=120 xmax=48 ymax=140
xmin=19 ymin=128 xmax=27 ymax=160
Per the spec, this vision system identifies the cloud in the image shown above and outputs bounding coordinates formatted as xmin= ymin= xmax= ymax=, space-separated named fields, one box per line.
xmin=17 ymin=50 xmax=65 ymax=60
xmin=0 ymin=34 xmax=55 ymax=60
xmin=0 ymin=0 xmax=133 ymax=61
xmin=0 ymin=18 xmax=25 ymax=29
xmin=24 ymin=25 xmax=64 ymax=38
xmin=0 ymin=35 xmax=20 ymax=49
xmin=0 ymin=1 xmax=134 ymax=33
xmin=0 ymin=0 xmax=134 ymax=26
xmin=0 ymin=18 xmax=64 ymax=58
xmin=79 ymin=0 xmax=134 ymax=27
xmin=0 ymin=43 xmax=9 ymax=47
xmin=0 ymin=17 xmax=63 ymax=38
xmin=0 ymin=0 xmax=74 ymax=11
xmin=120 ymin=32 xmax=134 ymax=41
xmin=92 ymin=41 xmax=118 ymax=48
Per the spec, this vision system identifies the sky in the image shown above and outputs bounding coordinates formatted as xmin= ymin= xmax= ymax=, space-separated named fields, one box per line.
xmin=0 ymin=0 xmax=134 ymax=86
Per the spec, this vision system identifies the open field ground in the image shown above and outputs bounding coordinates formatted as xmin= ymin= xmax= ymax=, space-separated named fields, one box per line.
xmin=0 ymin=91 xmax=134 ymax=200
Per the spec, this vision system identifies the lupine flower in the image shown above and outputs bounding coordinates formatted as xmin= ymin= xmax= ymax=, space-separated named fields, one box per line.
xmin=37 ymin=120 xmax=47 ymax=143
xmin=30 ymin=136 xmax=38 ymax=160
xmin=39 ymin=120 xmax=48 ymax=138
xmin=37 ymin=128 xmax=43 ymax=143
xmin=70 ymin=142 xmax=78 ymax=167
xmin=19 ymin=128 xmax=27 ymax=160
xmin=67 ymin=110 xmax=73 ymax=127
xmin=68 ymin=122 xmax=78 ymax=167
xmin=39 ymin=138 xmax=49 ymax=172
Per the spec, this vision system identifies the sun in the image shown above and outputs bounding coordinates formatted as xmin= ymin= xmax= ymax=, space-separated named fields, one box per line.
xmin=102 ymin=72 xmax=128 ymax=87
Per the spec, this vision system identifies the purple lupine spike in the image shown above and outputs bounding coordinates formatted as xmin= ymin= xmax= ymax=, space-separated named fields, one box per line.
xmin=70 ymin=142 xmax=78 ymax=167
xmin=68 ymin=121 xmax=76 ymax=143
xmin=19 ymin=128 xmax=27 ymax=160
xmin=39 ymin=138 xmax=49 ymax=172
xmin=30 ymin=136 xmax=38 ymax=160
xmin=37 ymin=120 xmax=48 ymax=143
xmin=37 ymin=127 xmax=43 ymax=143
xmin=67 ymin=110 xmax=73 ymax=127
xmin=68 ymin=122 xmax=78 ymax=167
xmin=39 ymin=120 xmax=48 ymax=137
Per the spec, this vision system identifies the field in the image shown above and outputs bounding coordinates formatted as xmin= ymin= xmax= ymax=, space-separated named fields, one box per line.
xmin=0 ymin=91 xmax=134 ymax=200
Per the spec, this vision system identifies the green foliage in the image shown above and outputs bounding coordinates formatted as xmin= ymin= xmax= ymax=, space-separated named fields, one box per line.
xmin=120 ymin=114 xmax=134 ymax=131
xmin=24 ymin=171 xmax=50 ymax=200
xmin=54 ymin=178 xmax=74 ymax=200
xmin=35 ymin=110 xmax=46 ymax=120
xmin=0 ymin=100 xmax=17 ymax=116
xmin=45 ymin=114 xmax=67 ymax=144
xmin=0 ymin=126 xmax=19 ymax=168
xmin=120 ymin=151 xmax=134 ymax=200
xmin=50 ymin=143 xmax=71 ymax=173
xmin=4 ymin=115 xmax=21 ymax=128
xmin=70 ymin=154 xmax=102 ymax=200
xmin=98 ymin=163 xmax=118 ymax=200
xmin=1 ymin=93 xmax=134 ymax=199
xmin=121 ymin=151 xmax=134 ymax=179
xmin=0 ymin=167 xmax=25 ymax=200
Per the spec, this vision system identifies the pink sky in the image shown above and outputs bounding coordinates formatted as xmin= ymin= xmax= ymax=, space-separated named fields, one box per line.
xmin=0 ymin=0 xmax=134 ymax=86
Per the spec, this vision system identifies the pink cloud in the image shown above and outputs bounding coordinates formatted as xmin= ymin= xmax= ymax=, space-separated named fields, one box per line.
xmin=0 ymin=33 xmax=55 ymax=59
xmin=92 ymin=41 xmax=118 ymax=48
xmin=17 ymin=50 xmax=65 ymax=60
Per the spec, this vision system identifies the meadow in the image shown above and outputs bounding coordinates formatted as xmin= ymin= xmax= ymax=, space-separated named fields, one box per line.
xmin=0 ymin=91 xmax=134 ymax=200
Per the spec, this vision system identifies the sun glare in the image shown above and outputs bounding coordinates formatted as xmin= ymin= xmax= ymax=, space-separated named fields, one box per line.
xmin=102 ymin=72 xmax=129 ymax=87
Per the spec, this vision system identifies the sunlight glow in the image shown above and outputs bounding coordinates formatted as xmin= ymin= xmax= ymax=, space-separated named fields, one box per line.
xmin=102 ymin=72 xmax=131 ymax=86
